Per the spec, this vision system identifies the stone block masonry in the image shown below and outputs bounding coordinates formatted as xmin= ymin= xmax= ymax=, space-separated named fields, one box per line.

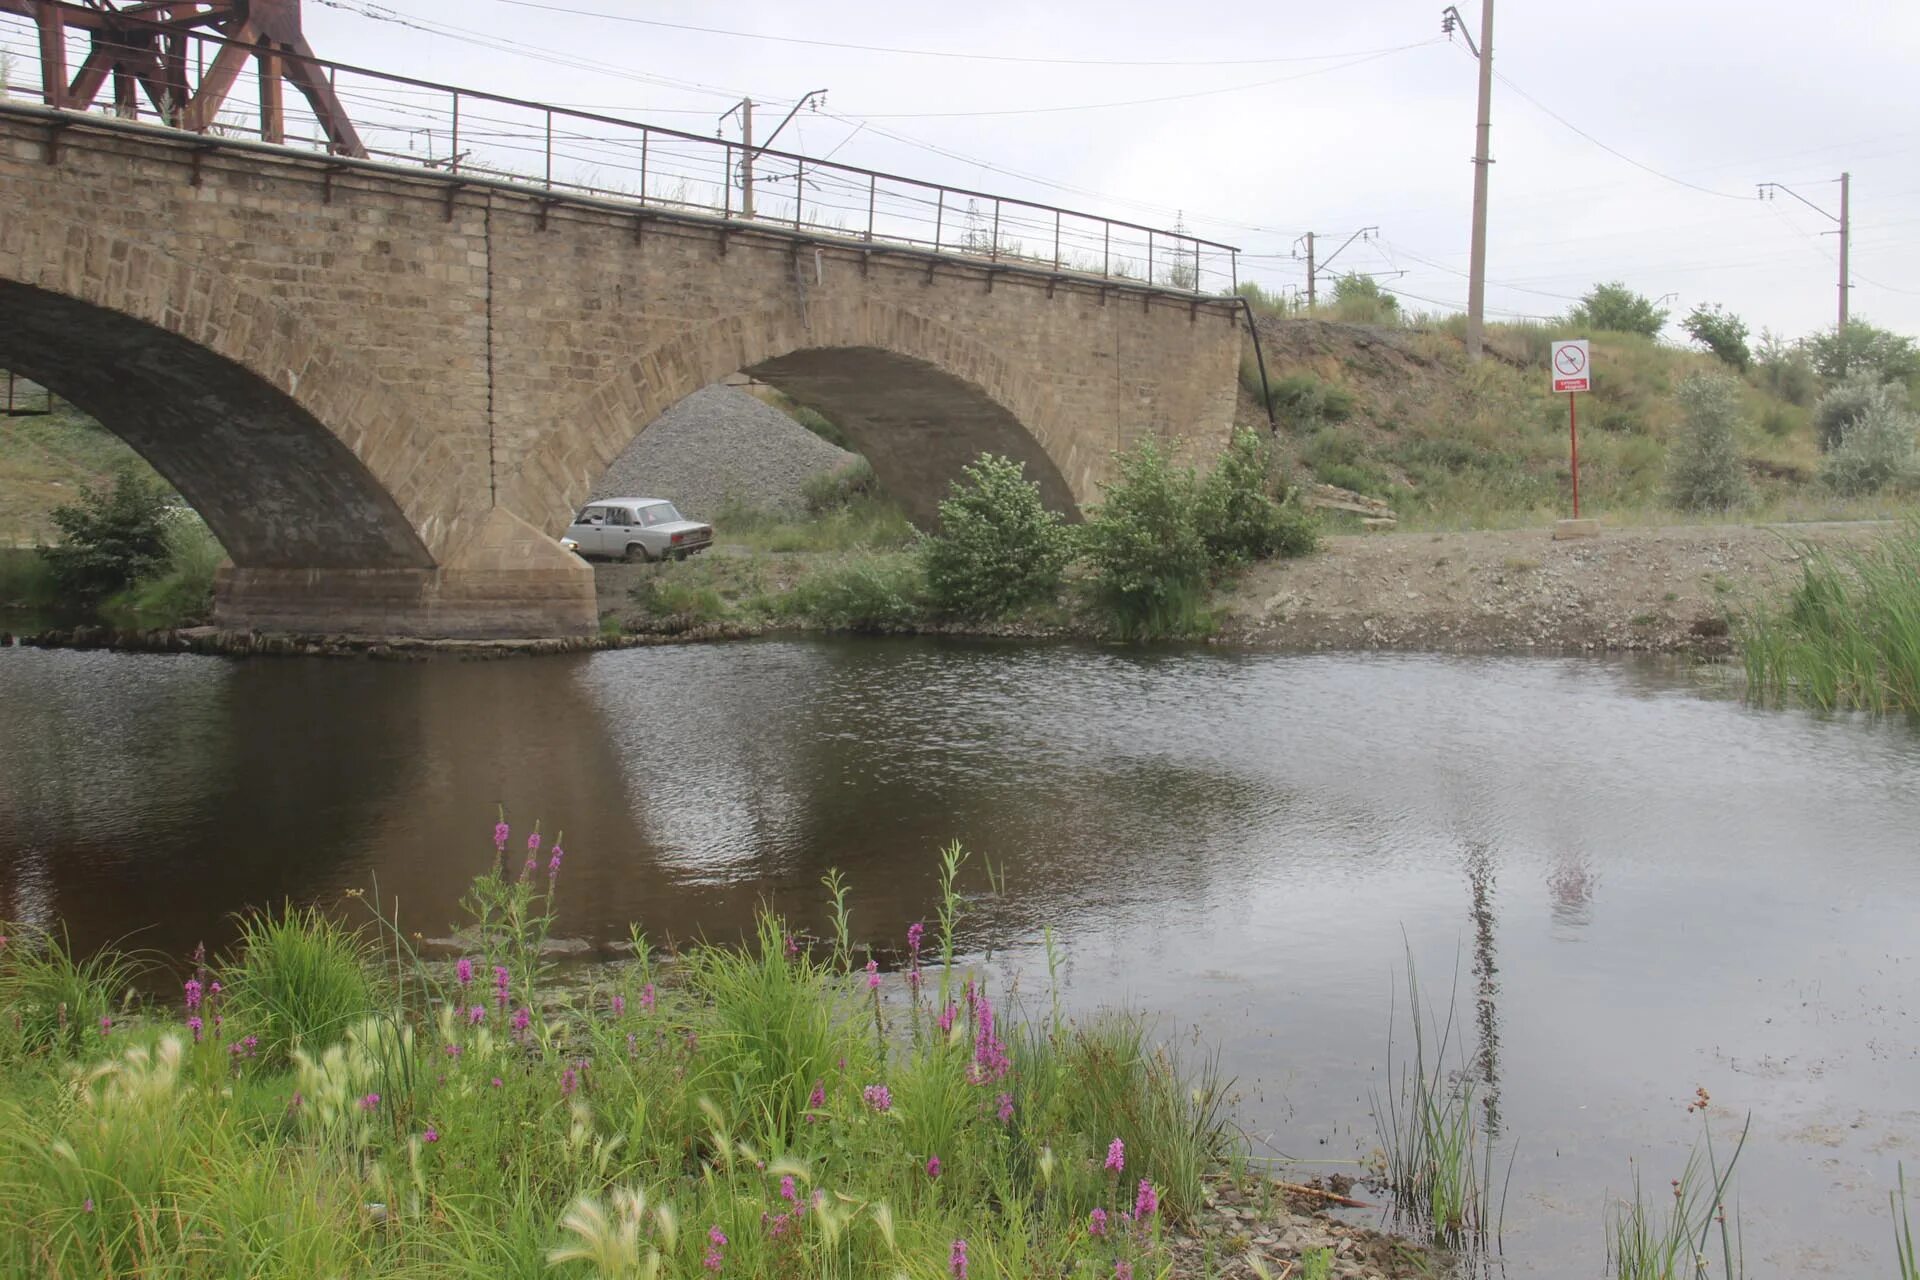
xmin=0 ymin=104 xmax=1245 ymax=637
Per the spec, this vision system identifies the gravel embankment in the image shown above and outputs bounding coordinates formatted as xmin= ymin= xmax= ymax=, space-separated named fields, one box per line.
xmin=590 ymin=385 xmax=853 ymax=518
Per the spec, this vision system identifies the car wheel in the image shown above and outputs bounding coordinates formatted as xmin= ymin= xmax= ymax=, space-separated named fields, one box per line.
xmin=624 ymin=543 xmax=652 ymax=563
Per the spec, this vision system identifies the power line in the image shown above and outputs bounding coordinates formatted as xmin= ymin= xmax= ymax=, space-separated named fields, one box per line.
xmin=470 ymin=0 xmax=1441 ymax=69
xmin=1491 ymin=69 xmax=1749 ymax=201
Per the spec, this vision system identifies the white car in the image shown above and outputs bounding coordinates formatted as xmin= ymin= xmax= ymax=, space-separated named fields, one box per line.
xmin=561 ymin=498 xmax=713 ymax=562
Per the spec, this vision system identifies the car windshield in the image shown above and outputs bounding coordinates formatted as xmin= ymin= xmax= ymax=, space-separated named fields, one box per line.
xmin=641 ymin=503 xmax=681 ymax=525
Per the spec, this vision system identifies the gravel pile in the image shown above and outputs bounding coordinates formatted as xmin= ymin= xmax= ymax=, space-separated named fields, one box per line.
xmin=590 ymin=385 xmax=854 ymax=519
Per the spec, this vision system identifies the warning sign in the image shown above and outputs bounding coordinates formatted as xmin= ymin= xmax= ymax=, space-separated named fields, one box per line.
xmin=1551 ymin=339 xmax=1591 ymax=394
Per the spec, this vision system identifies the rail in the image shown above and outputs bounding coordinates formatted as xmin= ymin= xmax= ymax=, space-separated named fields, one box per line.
xmin=0 ymin=6 xmax=1241 ymax=295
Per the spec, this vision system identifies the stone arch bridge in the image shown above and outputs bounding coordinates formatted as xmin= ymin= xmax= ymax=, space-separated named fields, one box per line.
xmin=0 ymin=104 xmax=1249 ymax=638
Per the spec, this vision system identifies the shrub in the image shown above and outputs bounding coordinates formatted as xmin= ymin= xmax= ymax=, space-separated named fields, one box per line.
xmin=781 ymin=554 xmax=925 ymax=632
xmin=107 ymin=514 xmax=223 ymax=627
xmin=1812 ymin=375 xmax=1910 ymax=452
xmin=1682 ymin=303 xmax=1751 ymax=371
xmin=1193 ymin=428 xmax=1317 ymax=565
xmin=1821 ymin=402 xmax=1920 ymax=496
xmin=1267 ymin=375 xmax=1356 ymax=429
xmin=1753 ymin=328 xmax=1818 ymax=406
xmin=1665 ymin=373 xmax=1751 ymax=512
xmin=921 ymin=453 xmax=1072 ymax=619
xmin=1568 ymin=281 xmax=1668 ymax=338
xmin=1079 ymin=440 xmax=1212 ymax=639
xmin=1326 ymin=272 xmax=1400 ymax=325
xmin=223 ymin=905 xmax=379 ymax=1062
xmin=1805 ymin=320 xmax=1920 ymax=386
xmin=36 ymin=467 xmax=170 ymax=599
xmin=801 ymin=457 xmax=879 ymax=515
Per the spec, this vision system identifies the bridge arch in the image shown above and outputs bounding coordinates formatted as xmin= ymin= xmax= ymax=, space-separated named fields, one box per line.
xmin=509 ymin=298 xmax=1086 ymax=533
xmin=0 ymin=280 xmax=433 ymax=570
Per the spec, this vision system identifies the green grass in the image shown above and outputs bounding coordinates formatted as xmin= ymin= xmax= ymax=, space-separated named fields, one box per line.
xmin=0 ymin=547 xmax=58 ymax=609
xmin=713 ymin=493 xmax=916 ymax=555
xmin=1897 ymin=1164 xmax=1918 ymax=1280
xmin=0 ymin=836 xmax=1250 ymax=1280
xmin=102 ymin=515 xmax=225 ymax=628
xmin=1738 ymin=522 xmax=1920 ymax=712
xmin=1605 ymin=1103 xmax=1748 ymax=1280
xmin=0 ymin=924 xmax=142 ymax=1058
xmin=1371 ymin=954 xmax=1506 ymax=1253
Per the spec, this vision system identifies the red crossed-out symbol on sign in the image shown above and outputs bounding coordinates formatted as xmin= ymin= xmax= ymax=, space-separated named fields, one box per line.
xmin=1555 ymin=346 xmax=1586 ymax=376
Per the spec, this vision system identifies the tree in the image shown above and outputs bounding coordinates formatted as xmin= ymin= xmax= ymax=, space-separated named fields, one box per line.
xmin=1665 ymin=374 xmax=1750 ymax=512
xmin=920 ymin=454 xmax=1072 ymax=619
xmin=1568 ymin=282 xmax=1668 ymax=338
xmin=1753 ymin=328 xmax=1817 ymax=406
xmin=1193 ymin=428 xmax=1317 ymax=565
xmin=1327 ymin=272 xmax=1399 ymax=325
xmin=1079 ymin=440 xmax=1211 ymax=638
xmin=1682 ymin=303 xmax=1751 ymax=371
xmin=1804 ymin=320 xmax=1920 ymax=386
xmin=37 ymin=467 xmax=171 ymax=599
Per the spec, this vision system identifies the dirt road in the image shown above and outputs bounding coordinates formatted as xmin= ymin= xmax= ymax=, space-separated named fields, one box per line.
xmin=1216 ymin=521 xmax=1888 ymax=654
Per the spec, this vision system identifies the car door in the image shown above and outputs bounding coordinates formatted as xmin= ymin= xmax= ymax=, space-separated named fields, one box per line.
xmin=571 ymin=506 xmax=605 ymax=556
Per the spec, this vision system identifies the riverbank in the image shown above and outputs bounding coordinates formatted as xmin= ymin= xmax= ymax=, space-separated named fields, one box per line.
xmin=6 ymin=520 xmax=1889 ymax=659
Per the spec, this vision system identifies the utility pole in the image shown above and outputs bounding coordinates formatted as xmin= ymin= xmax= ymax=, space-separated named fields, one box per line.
xmin=1757 ymin=174 xmax=1851 ymax=365
xmin=1305 ymin=232 xmax=1316 ymax=309
xmin=1444 ymin=3 xmax=1494 ymax=360
xmin=1295 ymin=227 xmax=1381 ymax=311
xmin=720 ymin=98 xmax=755 ymax=218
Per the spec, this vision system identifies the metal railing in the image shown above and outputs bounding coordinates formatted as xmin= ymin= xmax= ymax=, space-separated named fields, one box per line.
xmin=0 ymin=9 xmax=1241 ymax=295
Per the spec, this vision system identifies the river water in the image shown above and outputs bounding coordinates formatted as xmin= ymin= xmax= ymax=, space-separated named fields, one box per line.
xmin=1 ymin=636 xmax=1916 ymax=1275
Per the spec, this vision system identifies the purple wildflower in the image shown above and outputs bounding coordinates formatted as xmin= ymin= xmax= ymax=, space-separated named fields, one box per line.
xmin=186 ymin=1015 xmax=203 ymax=1042
xmin=784 ymin=935 xmax=800 ymax=959
xmin=468 ymin=1004 xmax=487 ymax=1026
xmin=183 ymin=979 xmax=203 ymax=1012
xmin=490 ymin=1077 xmax=503 ymax=1089
xmin=640 ymin=983 xmax=656 ymax=1013
xmin=456 ymin=957 xmax=473 ymax=986
xmin=866 ymin=959 xmax=881 ymax=991
xmin=926 ymin=1155 xmax=942 ymax=1180
xmin=996 ymin=1092 xmax=1015 ymax=1123
xmin=423 ymin=1126 xmax=440 ymax=1143
xmin=229 ymin=1035 xmax=259 ymax=1061
xmin=949 ymin=1237 xmax=969 ymax=1280
xmin=359 ymin=1093 xmax=381 ymax=1112
xmin=98 ymin=1016 xmax=112 ymax=1037
xmin=493 ymin=821 xmax=510 ymax=850
xmin=780 ymin=1175 xmax=798 ymax=1203
xmin=611 ymin=993 xmax=626 ymax=1016
xmin=806 ymin=1078 xmax=825 ymax=1121
xmin=937 ymin=1003 xmax=957 ymax=1034
xmin=1134 ymin=1179 xmax=1158 ymax=1220
xmin=548 ymin=846 xmax=564 ymax=880
xmin=560 ymin=1065 xmax=577 ymax=1097
xmin=1089 ymin=1207 xmax=1108 ymax=1237
xmin=527 ymin=831 xmax=542 ymax=855
xmin=493 ymin=965 xmax=511 ymax=1009
xmin=1115 ymin=1262 xmax=1133 ymax=1280
xmin=1105 ymin=1138 xmax=1125 ymax=1174
xmin=907 ymin=921 xmax=925 ymax=954
xmin=626 ymin=1032 xmax=638 ymax=1057
xmin=862 ymin=1083 xmax=892 ymax=1112
xmin=704 ymin=1224 xmax=728 ymax=1272
xmin=511 ymin=1006 xmax=531 ymax=1034
xmin=444 ymin=1043 xmax=463 ymax=1059
xmin=82 ymin=1197 xmax=94 ymax=1213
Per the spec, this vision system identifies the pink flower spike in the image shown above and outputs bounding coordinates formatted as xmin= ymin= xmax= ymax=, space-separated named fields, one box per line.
xmin=1105 ymin=1137 xmax=1126 ymax=1174
xmin=949 ymin=1237 xmax=969 ymax=1280
xmin=493 ymin=821 xmax=510 ymax=849
xmin=456 ymin=957 xmax=473 ymax=986
xmin=527 ymin=831 xmax=542 ymax=854
xmin=996 ymin=1092 xmax=1014 ymax=1123
xmin=640 ymin=983 xmax=656 ymax=1013
xmin=1089 ymin=1207 xmax=1108 ymax=1237
xmin=926 ymin=1155 xmax=942 ymax=1180
xmin=865 ymin=959 xmax=881 ymax=990
xmin=1115 ymin=1262 xmax=1133 ymax=1280
xmin=422 ymin=1127 xmax=439 ymax=1143
xmin=1134 ymin=1179 xmax=1158 ymax=1220
xmin=359 ymin=1092 xmax=380 ymax=1111
xmin=780 ymin=1175 xmax=797 ymax=1203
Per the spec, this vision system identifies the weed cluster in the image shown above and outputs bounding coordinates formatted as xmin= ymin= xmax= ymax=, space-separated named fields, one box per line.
xmin=0 ymin=830 xmax=1239 ymax=1279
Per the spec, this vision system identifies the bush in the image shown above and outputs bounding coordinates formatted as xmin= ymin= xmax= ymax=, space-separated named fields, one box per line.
xmin=801 ymin=457 xmax=880 ymax=515
xmin=1568 ymin=282 xmax=1668 ymax=338
xmin=1665 ymin=373 xmax=1751 ymax=512
xmin=1682 ymin=303 xmax=1751 ymax=371
xmin=36 ymin=467 xmax=171 ymax=599
xmin=1266 ymin=375 xmax=1356 ymax=429
xmin=781 ymin=554 xmax=925 ymax=632
xmin=1326 ymin=272 xmax=1400 ymax=325
xmin=106 ymin=514 xmax=223 ymax=627
xmin=1812 ymin=375 xmax=1910 ymax=453
xmin=1193 ymin=428 xmax=1318 ymax=565
xmin=1821 ymin=402 xmax=1920 ymax=496
xmin=1741 ymin=523 xmax=1920 ymax=712
xmin=1079 ymin=440 xmax=1212 ymax=639
xmin=1805 ymin=320 xmax=1920 ymax=386
xmin=921 ymin=454 xmax=1072 ymax=619
xmin=1753 ymin=329 xmax=1818 ymax=406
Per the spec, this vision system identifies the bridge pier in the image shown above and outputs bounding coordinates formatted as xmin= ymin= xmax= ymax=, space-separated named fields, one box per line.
xmin=213 ymin=510 xmax=597 ymax=640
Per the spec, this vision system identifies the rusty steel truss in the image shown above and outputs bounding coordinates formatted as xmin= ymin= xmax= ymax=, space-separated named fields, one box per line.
xmin=1 ymin=0 xmax=363 ymax=154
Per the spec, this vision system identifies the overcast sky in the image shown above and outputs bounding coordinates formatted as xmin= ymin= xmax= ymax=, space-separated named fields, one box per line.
xmin=19 ymin=1 xmax=1920 ymax=339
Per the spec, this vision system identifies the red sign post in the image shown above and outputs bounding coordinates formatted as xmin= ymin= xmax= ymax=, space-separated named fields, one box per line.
xmin=1550 ymin=339 xmax=1591 ymax=518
